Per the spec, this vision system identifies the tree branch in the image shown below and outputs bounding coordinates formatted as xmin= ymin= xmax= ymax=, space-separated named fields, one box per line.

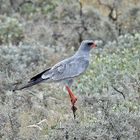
xmin=112 ymin=86 xmax=125 ymax=99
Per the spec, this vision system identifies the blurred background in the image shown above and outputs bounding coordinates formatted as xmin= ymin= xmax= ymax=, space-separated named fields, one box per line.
xmin=0 ymin=0 xmax=140 ymax=139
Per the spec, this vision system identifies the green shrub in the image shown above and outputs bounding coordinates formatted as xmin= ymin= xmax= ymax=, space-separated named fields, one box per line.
xmin=0 ymin=33 xmax=140 ymax=140
xmin=76 ymin=34 xmax=140 ymax=94
xmin=0 ymin=16 xmax=24 ymax=45
xmin=46 ymin=33 xmax=140 ymax=140
xmin=19 ymin=2 xmax=36 ymax=15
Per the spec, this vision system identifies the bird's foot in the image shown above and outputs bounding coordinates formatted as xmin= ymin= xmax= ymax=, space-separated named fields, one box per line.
xmin=70 ymin=95 xmax=77 ymax=119
xmin=71 ymin=97 xmax=77 ymax=119
xmin=71 ymin=105 xmax=77 ymax=119
xmin=65 ymin=85 xmax=78 ymax=119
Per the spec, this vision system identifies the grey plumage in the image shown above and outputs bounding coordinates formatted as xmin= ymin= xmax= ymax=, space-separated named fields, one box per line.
xmin=41 ymin=56 xmax=89 ymax=81
xmin=14 ymin=40 xmax=94 ymax=91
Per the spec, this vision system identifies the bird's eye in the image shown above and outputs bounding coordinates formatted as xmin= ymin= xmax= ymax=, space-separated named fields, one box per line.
xmin=87 ymin=42 xmax=93 ymax=46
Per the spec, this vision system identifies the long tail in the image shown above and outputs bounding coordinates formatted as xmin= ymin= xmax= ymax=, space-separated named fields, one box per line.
xmin=13 ymin=78 xmax=44 ymax=91
xmin=13 ymin=68 xmax=51 ymax=91
xmin=19 ymin=79 xmax=43 ymax=90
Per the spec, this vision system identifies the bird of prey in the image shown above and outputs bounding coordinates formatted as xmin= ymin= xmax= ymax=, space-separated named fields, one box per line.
xmin=14 ymin=40 xmax=96 ymax=118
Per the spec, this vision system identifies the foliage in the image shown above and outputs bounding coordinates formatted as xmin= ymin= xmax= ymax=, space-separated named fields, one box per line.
xmin=0 ymin=15 xmax=24 ymax=45
xmin=19 ymin=2 xmax=36 ymax=15
xmin=0 ymin=0 xmax=140 ymax=47
xmin=78 ymin=34 xmax=140 ymax=94
xmin=0 ymin=33 xmax=140 ymax=139
xmin=46 ymin=33 xmax=140 ymax=140
xmin=0 ymin=0 xmax=140 ymax=139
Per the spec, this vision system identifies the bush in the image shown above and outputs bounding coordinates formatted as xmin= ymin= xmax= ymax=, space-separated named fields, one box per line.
xmin=46 ymin=33 xmax=140 ymax=140
xmin=0 ymin=31 xmax=140 ymax=139
xmin=0 ymin=15 xmax=24 ymax=45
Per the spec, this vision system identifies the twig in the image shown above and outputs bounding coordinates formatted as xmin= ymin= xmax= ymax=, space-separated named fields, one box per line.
xmin=8 ymin=114 xmax=14 ymax=133
xmin=27 ymin=124 xmax=42 ymax=131
xmin=71 ymin=105 xmax=77 ymax=119
xmin=27 ymin=119 xmax=47 ymax=131
xmin=37 ymin=119 xmax=47 ymax=125
xmin=112 ymin=86 xmax=125 ymax=99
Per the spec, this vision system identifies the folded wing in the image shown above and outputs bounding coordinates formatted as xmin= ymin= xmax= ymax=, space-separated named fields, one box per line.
xmin=41 ymin=57 xmax=89 ymax=81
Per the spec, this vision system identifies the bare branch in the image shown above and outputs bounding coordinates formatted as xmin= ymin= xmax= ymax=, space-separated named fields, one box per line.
xmin=27 ymin=124 xmax=42 ymax=130
xmin=112 ymin=86 xmax=125 ymax=99
xmin=27 ymin=119 xmax=47 ymax=131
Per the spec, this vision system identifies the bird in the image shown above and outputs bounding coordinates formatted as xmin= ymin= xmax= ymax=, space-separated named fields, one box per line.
xmin=14 ymin=40 xmax=96 ymax=118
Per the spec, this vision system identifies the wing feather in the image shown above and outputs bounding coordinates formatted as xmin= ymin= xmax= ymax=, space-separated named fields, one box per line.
xmin=30 ymin=67 xmax=51 ymax=82
xmin=42 ymin=57 xmax=89 ymax=81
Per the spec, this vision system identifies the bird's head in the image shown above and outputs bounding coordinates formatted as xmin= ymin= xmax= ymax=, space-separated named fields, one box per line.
xmin=79 ymin=40 xmax=96 ymax=52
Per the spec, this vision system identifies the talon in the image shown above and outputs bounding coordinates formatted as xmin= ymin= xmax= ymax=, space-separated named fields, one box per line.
xmin=71 ymin=105 xmax=77 ymax=119
xmin=71 ymin=105 xmax=77 ymax=112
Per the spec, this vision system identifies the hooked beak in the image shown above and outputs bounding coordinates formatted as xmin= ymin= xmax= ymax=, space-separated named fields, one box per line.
xmin=91 ymin=42 xmax=96 ymax=48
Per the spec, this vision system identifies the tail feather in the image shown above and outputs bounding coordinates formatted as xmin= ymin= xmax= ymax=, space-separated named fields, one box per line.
xmin=13 ymin=78 xmax=44 ymax=91
xmin=20 ymin=78 xmax=43 ymax=90
xmin=30 ymin=67 xmax=51 ymax=82
xmin=13 ymin=67 xmax=51 ymax=91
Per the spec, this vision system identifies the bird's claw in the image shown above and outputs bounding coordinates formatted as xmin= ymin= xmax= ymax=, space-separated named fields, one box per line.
xmin=71 ymin=97 xmax=77 ymax=119
xmin=71 ymin=105 xmax=77 ymax=119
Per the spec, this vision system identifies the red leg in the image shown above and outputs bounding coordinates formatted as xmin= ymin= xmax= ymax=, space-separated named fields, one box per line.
xmin=65 ymin=85 xmax=77 ymax=106
xmin=65 ymin=85 xmax=77 ymax=118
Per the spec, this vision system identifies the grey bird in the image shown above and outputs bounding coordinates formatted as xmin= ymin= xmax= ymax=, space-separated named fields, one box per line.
xmin=14 ymin=40 xmax=96 ymax=118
